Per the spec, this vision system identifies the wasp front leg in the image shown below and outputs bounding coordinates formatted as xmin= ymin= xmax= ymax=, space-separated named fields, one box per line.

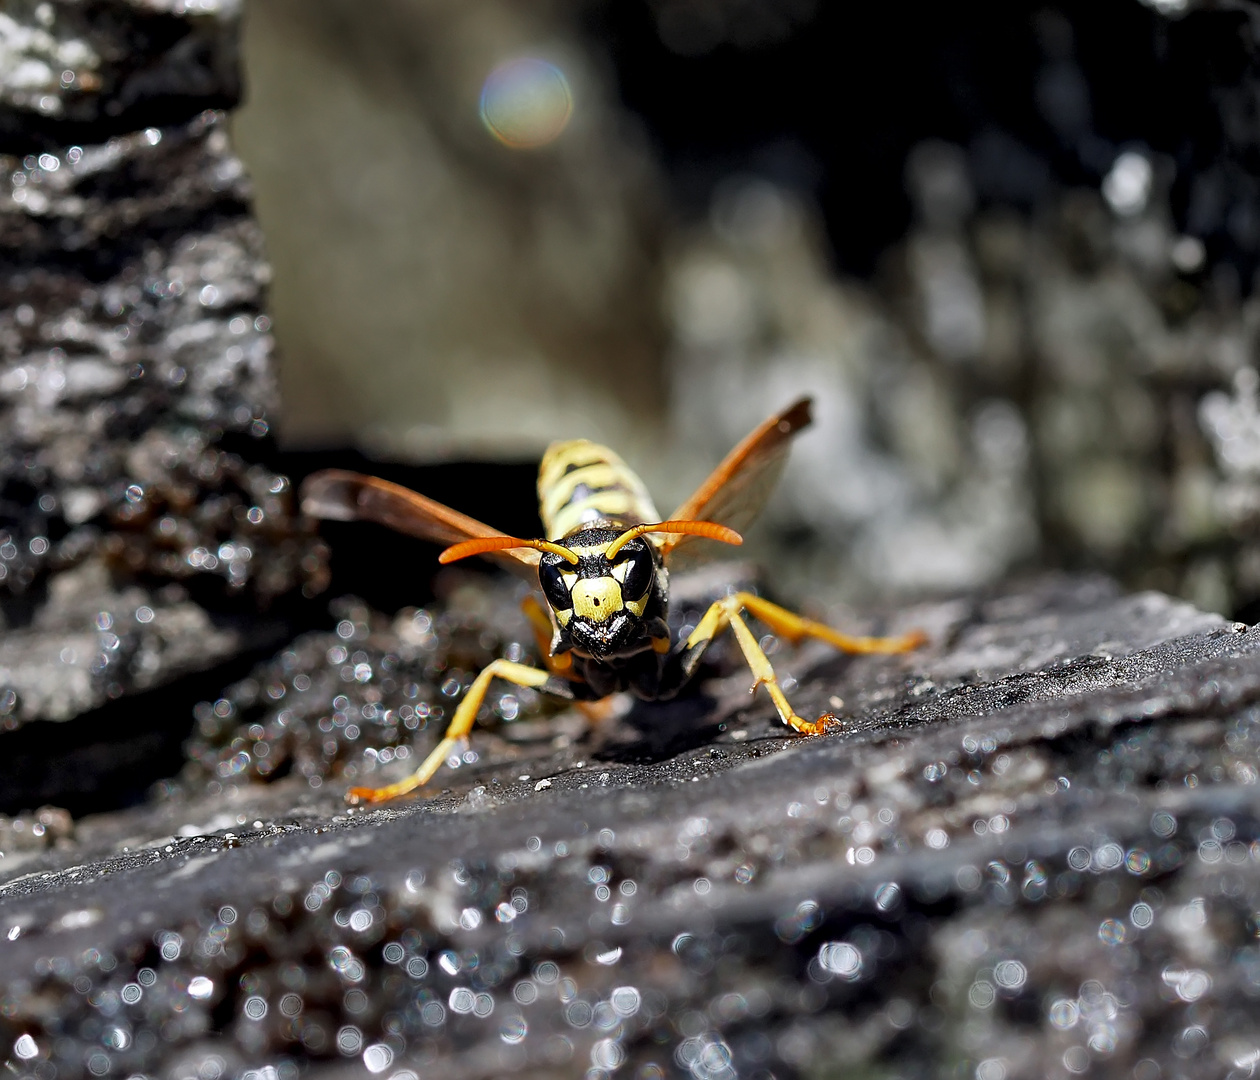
xmin=520 ymin=594 xmax=627 ymax=724
xmin=346 ymin=659 xmax=581 ymax=804
xmin=677 ymin=593 xmax=925 ymax=736
xmin=521 ymin=594 xmax=576 ymax=679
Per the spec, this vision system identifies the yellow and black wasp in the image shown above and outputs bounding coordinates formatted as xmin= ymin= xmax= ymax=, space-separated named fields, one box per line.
xmin=300 ymin=397 xmax=925 ymax=804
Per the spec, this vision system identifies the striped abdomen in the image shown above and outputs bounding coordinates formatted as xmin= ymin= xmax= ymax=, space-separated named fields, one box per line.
xmin=538 ymin=439 xmax=660 ymax=541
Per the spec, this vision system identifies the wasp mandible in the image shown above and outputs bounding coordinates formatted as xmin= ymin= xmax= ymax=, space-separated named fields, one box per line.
xmin=300 ymin=397 xmax=926 ymax=803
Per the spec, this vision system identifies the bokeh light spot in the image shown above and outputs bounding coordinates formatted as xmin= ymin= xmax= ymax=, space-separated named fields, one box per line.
xmin=480 ymin=58 xmax=573 ymax=149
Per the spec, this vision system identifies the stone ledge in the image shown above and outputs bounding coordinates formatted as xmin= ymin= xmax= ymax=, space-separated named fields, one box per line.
xmin=0 ymin=575 xmax=1256 ymax=1077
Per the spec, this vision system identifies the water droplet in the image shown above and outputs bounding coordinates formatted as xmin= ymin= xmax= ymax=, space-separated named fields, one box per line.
xmin=1102 ymin=151 xmax=1152 ymax=216
xmin=1125 ymin=848 xmax=1151 ymax=873
xmin=500 ymin=1014 xmax=527 ymax=1044
xmin=1151 ymin=811 xmax=1177 ymax=838
xmin=1048 ymin=998 xmax=1079 ymax=1029
xmin=591 ymin=1038 xmax=625 ymax=1070
xmin=1162 ymin=967 xmax=1210 ymax=1002
xmin=361 ymin=1044 xmax=393 ymax=1073
xmin=1093 ymin=843 xmax=1124 ymax=871
xmin=817 ymin=942 xmax=863 ymax=980
xmin=976 ymin=1060 xmax=1007 ymax=1080
xmin=874 ymin=882 xmax=902 ymax=912
xmin=566 ymin=999 xmax=593 ymax=1028
xmin=1063 ymin=1046 xmax=1090 ymax=1073
xmin=1098 ymin=918 xmax=1126 ymax=945
xmin=965 ymin=978 xmax=996 ymax=1012
xmin=187 ymin=976 xmax=214 ymax=999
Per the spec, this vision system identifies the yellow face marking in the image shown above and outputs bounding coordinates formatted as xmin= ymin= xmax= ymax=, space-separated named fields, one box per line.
xmin=555 ymin=608 xmax=572 ymax=627
xmin=611 ymin=562 xmax=629 ymax=584
xmin=625 ymin=594 xmax=648 ymax=617
xmin=560 ymin=570 xmax=578 ymax=592
xmin=570 ymin=577 xmax=623 ymax=623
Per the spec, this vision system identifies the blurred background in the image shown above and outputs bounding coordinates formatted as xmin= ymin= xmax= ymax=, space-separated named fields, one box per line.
xmin=232 ymin=0 xmax=1260 ymax=616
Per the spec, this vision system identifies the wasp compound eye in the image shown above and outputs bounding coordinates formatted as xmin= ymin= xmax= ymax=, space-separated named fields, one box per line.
xmin=538 ymin=559 xmax=571 ymax=611
xmin=617 ymin=547 xmax=653 ymax=601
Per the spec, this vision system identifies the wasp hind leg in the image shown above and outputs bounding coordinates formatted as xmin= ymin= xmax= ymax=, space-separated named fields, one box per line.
xmin=346 ymin=659 xmax=575 ymax=804
xmin=680 ymin=592 xmax=926 ymax=736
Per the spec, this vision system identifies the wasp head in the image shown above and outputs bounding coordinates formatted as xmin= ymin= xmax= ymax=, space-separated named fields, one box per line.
xmin=537 ymin=528 xmax=661 ymax=660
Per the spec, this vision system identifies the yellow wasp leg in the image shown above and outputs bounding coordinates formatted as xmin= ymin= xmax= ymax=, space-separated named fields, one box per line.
xmin=519 ymin=594 xmax=628 ymax=723
xmin=520 ymin=594 xmax=622 ymax=723
xmin=346 ymin=659 xmax=553 ymax=804
xmin=685 ymin=592 xmax=925 ymax=736
xmin=736 ymin=593 xmax=927 ymax=654
xmin=521 ymin=595 xmax=575 ymax=678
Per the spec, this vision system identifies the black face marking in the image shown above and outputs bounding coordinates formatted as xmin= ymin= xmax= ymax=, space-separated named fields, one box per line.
xmin=616 ymin=545 xmax=654 ymax=601
xmin=569 ymin=611 xmax=637 ymax=659
xmin=538 ymin=558 xmax=571 ymax=611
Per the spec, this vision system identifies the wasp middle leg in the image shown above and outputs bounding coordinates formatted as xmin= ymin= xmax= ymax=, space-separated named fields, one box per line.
xmin=677 ymin=592 xmax=925 ymax=736
xmin=346 ymin=659 xmax=579 ymax=804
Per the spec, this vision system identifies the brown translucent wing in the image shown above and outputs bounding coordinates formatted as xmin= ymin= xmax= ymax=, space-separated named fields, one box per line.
xmin=662 ymin=397 xmax=813 ymax=565
xmin=300 ymin=469 xmax=541 ymax=579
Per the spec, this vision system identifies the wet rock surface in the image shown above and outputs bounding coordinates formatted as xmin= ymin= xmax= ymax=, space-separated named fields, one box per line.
xmin=2 ymin=575 xmax=1259 ymax=1079
xmin=0 ymin=0 xmax=241 ymax=150
xmin=0 ymin=0 xmax=325 ymax=747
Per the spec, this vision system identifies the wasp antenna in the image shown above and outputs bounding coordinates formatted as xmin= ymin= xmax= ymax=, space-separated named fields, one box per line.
xmin=606 ymin=520 xmax=743 ymax=559
xmin=439 ymin=536 xmax=579 ymax=565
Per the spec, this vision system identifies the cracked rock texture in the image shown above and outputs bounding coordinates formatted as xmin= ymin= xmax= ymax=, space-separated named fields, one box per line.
xmin=2 ymin=576 xmax=1260 ymax=1079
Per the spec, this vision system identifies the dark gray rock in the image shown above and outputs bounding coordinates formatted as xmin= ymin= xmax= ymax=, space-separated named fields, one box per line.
xmin=0 ymin=4 xmax=325 ymax=733
xmin=0 ymin=0 xmax=240 ymax=149
xmin=1 ymin=576 xmax=1258 ymax=1079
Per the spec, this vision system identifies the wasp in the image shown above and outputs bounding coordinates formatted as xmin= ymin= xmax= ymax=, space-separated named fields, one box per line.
xmin=300 ymin=397 xmax=925 ymax=804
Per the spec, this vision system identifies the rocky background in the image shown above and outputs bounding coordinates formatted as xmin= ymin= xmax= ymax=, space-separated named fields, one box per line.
xmin=3 ymin=2 xmax=1260 ymax=1080
xmin=236 ymin=0 xmax=1260 ymax=615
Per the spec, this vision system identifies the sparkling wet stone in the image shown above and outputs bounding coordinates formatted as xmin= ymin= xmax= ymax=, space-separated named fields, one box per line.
xmin=1 ymin=576 xmax=1259 ymax=1077
xmin=0 ymin=0 xmax=325 ymax=759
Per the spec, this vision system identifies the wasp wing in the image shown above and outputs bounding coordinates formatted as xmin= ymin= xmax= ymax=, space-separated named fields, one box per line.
xmin=661 ymin=397 xmax=813 ymax=566
xmin=300 ymin=469 xmax=541 ymax=579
